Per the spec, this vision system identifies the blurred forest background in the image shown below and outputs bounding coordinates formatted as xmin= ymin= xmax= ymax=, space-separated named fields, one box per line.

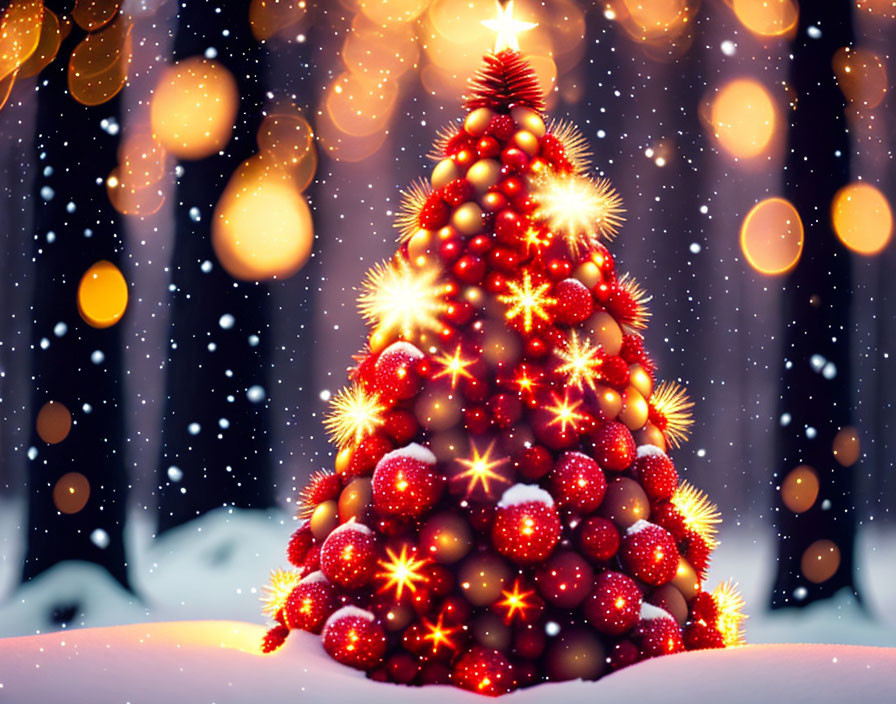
xmin=0 ymin=0 xmax=894 ymax=627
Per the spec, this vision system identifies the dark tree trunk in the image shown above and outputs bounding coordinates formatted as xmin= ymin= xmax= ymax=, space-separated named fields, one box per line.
xmin=157 ymin=0 xmax=274 ymax=532
xmin=771 ymin=1 xmax=858 ymax=608
xmin=24 ymin=10 xmax=130 ymax=589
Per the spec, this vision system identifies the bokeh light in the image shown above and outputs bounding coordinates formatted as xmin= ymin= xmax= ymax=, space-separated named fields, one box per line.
xmin=68 ymin=14 xmax=132 ymax=105
xmin=249 ymin=0 xmax=310 ymax=42
xmin=730 ymin=0 xmax=798 ymax=37
xmin=855 ymin=0 xmax=896 ymax=20
xmin=212 ymin=157 xmax=314 ymax=280
xmin=257 ymin=105 xmax=317 ymax=191
xmin=72 ymin=0 xmax=121 ymax=32
xmin=833 ymin=47 xmax=888 ymax=109
xmin=342 ymin=14 xmax=419 ymax=81
xmin=740 ymin=197 xmax=804 ymax=274
xmin=832 ymin=427 xmax=861 ymax=467
xmin=831 ymin=182 xmax=893 ymax=255
xmin=358 ymin=0 xmax=430 ymax=26
xmin=19 ymin=7 xmax=62 ymax=79
xmin=326 ymin=70 xmax=399 ymax=137
xmin=53 ymin=472 xmax=91 ymax=515
xmin=77 ymin=260 xmax=129 ymax=328
xmin=36 ymin=400 xmax=72 ymax=444
xmin=0 ymin=0 xmax=43 ymax=82
xmin=800 ymin=539 xmax=841 ymax=584
xmin=150 ymin=57 xmax=239 ymax=160
xmin=709 ymin=79 xmax=776 ymax=159
xmin=780 ymin=465 xmax=819 ymax=514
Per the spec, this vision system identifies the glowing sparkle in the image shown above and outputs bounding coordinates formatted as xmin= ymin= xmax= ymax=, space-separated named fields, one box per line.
xmin=616 ymin=273 xmax=653 ymax=330
xmin=297 ymin=469 xmax=337 ymax=519
xmin=481 ymin=0 xmax=537 ymax=53
xmin=422 ymin=610 xmax=461 ymax=654
xmin=555 ymin=330 xmax=604 ymax=391
xmin=712 ymin=580 xmax=747 ymax=647
xmin=498 ymin=270 xmax=556 ymax=333
xmin=672 ymin=480 xmax=722 ymax=548
xmin=323 ymin=383 xmax=385 ymax=448
xmin=547 ymin=119 xmax=593 ymax=173
xmin=497 ymin=579 xmax=537 ymax=624
xmin=454 ymin=440 xmax=510 ymax=498
xmin=432 ymin=345 xmax=476 ymax=389
xmin=261 ymin=568 xmax=302 ymax=618
xmin=532 ymin=171 xmax=625 ymax=256
xmin=650 ymin=380 xmax=695 ymax=448
xmin=376 ymin=544 xmax=430 ymax=600
xmin=394 ymin=178 xmax=431 ymax=243
xmin=545 ymin=390 xmax=588 ymax=435
xmin=358 ymin=258 xmax=445 ymax=339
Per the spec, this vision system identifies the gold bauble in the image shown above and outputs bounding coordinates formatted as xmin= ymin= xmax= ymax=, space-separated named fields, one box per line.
xmin=338 ymin=477 xmax=372 ymax=524
xmin=512 ymin=130 xmax=539 ymax=156
xmin=421 ymin=512 xmax=473 ymax=564
xmin=600 ymin=477 xmax=650 ymax=530
xmin=431 ymin=158 xmax=459 ymax=189
xmin=382 ymin=602 xmax=415 ymax=631
xmin=629 ymin=364 xmax=653 ymax=398
xmin=573 ymin=261 xmax=601 ymax=288
xmin=587 ymin=311 xmax=623 ymax=355
xmin=335 ymin=446 xmax=353 ymax=477
xmin=472 ymin=613 xmax=512 ymax=651
xmin=595 ymin=385 xmax=623 ymax=419
xmin=545 ymin=629 xmax=606 ymax=682
xmin=429 ymin=429 xmax=467 ymax=463
xmin=310 ymin=499 xmax=339 ymax=540
xmin=451 ymin=202 xmax=484 ymax=236
xmin=368 ymin=326 xmax=397 ymax=354
xmin=467 ymin=159 xmax=501 ymax=194
xmin=464 ymin=286 xmax=485 ymax=308
xmin=635 ymin=423 xmax=667 ymax=452
xmin=482 ymin=327 xmax=521 ymax=367
xmin=459 ymin=552 xmax=511 ymax=606
xmin=672 ymin=557 xmax=700 ymax=600
xmin=464 ymin=107 xmax=494 ymax=137
xmin=619 ymin=386 xmax=649 ymax=431
xmin=415 ymin=389 xmax=461 ymax=431
xmin=649 ymin=584 xmax=688 ymax=625
xmin=407 ymin=229 xmax=432 ymax=261
xmin=511 ymin=106 xmax=546 ymax=138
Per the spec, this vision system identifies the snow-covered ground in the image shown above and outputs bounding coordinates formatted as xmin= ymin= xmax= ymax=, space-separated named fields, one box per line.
xmin=1 ymin=497 xmax=895 ymax=646
xmin=0 ymin=622 xmax=893 ymax=703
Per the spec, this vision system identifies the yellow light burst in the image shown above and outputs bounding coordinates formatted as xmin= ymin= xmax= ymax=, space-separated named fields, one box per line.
xmin=616 ymin=273 xmax=652 ymax=331
xmin=454 ymin=440 xmax=510 ymax=498
xmin=651 ymin=380 xmax=695 ymax=449
xmin=394 ymin=178 xmax=431 ymax=243
xmin=376 ymin=544 xmax=430 ymax=600
xmin=323 ymin=383 xmax=386 ymax=448
xmin=261 ymin=568 xmax=302 ymax=619
xmin=432 ymin=345 xmax=476 ymax=389
xmin=545 ymin=390 xmax=589 ymax=435
xmin=497 ymin=579 xmax=537 ymax=624
xmin=481 ymin=0 xmax=538 ymax=53
xmin=532 ymin=171 xmax=625 ymax=257
xmin=498 ymin=270 xmax=556 ymax=333
xmin=547 ymin=119 xmax=593 ymax=174
xmin=358 ymin=257 xmax=446 ymax=339
xmin=712 ymin=580 xmax=747 ymax=647
xmin=421 ymin=611 xmax=461 ymax=654
xmin=671 ymin=480 xmax=721 ymax=548
xmin=555 ymin=330 xmax=604 ymax=391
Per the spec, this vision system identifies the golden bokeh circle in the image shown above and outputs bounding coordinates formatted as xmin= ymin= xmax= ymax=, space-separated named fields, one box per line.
xmin=53 ymin=472 xmax=91 ymax=514
xmin=780 ymin=465 xmax=819 ymax=514
xmin=831 ymin=182 xmax=893 ymax=255
xmin=800 ymin=539 xmax=841 ymax=584
xmin=710 ymin=79 xmax=776 ymax=159
xmin=77 ymin=260 xmax=129 ymax=328
xmin=740 ymin=197 xmax=804 ymax=275
xmin=731 ymin=0 xmax=798 ymax=37
xmin=36 ymin=401 xmax=72 ymax=444
xmin=832 ymin=427 xmax=861 ymax=467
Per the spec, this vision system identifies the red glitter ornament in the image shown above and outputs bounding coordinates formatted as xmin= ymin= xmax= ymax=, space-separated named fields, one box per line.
xmin=689 ymin=590 xmax=719 ymax=625
xmin=516 ymin=444 xmax=553 ymax=480
xmin=634 ymin=445 xmax=678 ymax=501
xmin=684 ymin=621 xmax=725 ymax=650
xmin=419 ymin=192 xmax=451 ymax=230
xmin=451 ymin=646 xmax=515 ymax=696
xmin=372 ymin=444 xmax=445 ymax=519
xmin=534 ymin=550 xmax=594 ymax=607
xmin=375 ymin=342 xmax=425 ymax=400
xmin=346 ymin=432 xmax=394 ymax=478
xmin=590 ymin=421 xmax=637 ymax=471
xmin=492 ymin=484 xmax=561 ymax=565
xmin=549 ymin=451 xmax=607 ymax=515
xmin=283 ymin=572 xmax=338 ymax=634
xmin=261 ymin=624 xmax=290 ymax=653
xmin=486 ymin=114 xmax=516 ymax=141
xmin=287 ymin=522 xmax=314 ymax=567
xmin=620 ymin=521 xmax=679 ymax=586
xmin=322 ymin=607 xmax=388 ymax=671
xmin=442 ymin=178 xmax=475 ymax=206
xmin=552 ymin=278 xmax=594 ymax=325
xmin=320 ymin=523 xmax=379 ymax=590
xmin=600 ymin=356 xmax=630 ymax=390
xmin=578 ymin=516 xmax=620 ymax=563
xmin=583 ymin=571 xmax=642 ymax=635
xmin=634 ymin=606 xmax=685 ymax=658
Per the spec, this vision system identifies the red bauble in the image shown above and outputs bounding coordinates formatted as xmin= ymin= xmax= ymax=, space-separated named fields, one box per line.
xmin=689 ymin=591 xmax=719 ymax=626
xmin=322 ymin=607 xmax=388 ymax=671
xmin=383 ymin=409 xmax=418 ymax=446
xmin=608 ymin=640 xmax=640 ymax=671
xmin=261 ymin=624 xmax=290 ymax=653
xmin=452 ymin=646 xmax=515 ymax=696
xmin=487 ymin=393 xmax=522 ymax=429
xmin=442 ymin=178 xmax=475 ymax=206
xmin=578 ymin=516 xmax=620 ymax=563
xmin=320 ymin=523 xmax=379 ymax=589
xmin=549 ymin=451 xmax=607 ymax=515
xmin=492 ymin=485 xmax=561 ymax=565
xmin=684 ymin=621 xmax=725 ymax=650
xmin=532 ymin=407 xmax=580 ymax=450
xmin=419 ymin=192 xmax=451 ymax=229
xmin=590 ymin=421 xmax=636 ymax=471
xmin=494 ymin=210 xmax=525 ymax=245
xmin=634 ymin=606 xmax=684 ymax=658
xmin=534 ymin=551 xmax=594 ymax=607
xmin=386 ymin=651 xmax=419 ymax=683
xmin=552 ymin=278 xmax=594 ymax=325
xmin=453 ymin=255 xmax=487 ymax=284
xmin=634 ymin=445 xmax=678 ymax=501
xmin=620 ymin=521 xmax=679 ymax=586
xmin=600 ymin=356 xmax=630 ymax=390
xmin=372 ymin=444 xmax=444 ymax=519
xmin=287 ymin=522 xmax=314 ymax=567
xmin=683 ymin=530 xmax=712 ymax=580
xmin=284 ymin=572 xmax=338 ymax=633
xmin=650 ymin=501 xmax=688 ymax=540
xmin=516 ymin=444 xmax=553 ymax=480
xmin=583 ymin=571 xmax=642 ymax=635
xmin=476 ymin=136 xmax=501 ymax=159
xmin=375 ymin=342 xmax=425 ymax=400
xmin=300 ymin=471 xmax=342 ymax=514
xmin=486 ymin=114 xmax=516 ymax=141
xmin=346 ymin=432 xmax=394 ymax=478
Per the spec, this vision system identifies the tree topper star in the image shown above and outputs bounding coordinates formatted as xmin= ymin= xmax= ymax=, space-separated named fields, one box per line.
xmin=482 ymin=0 xmax=537 ymax=53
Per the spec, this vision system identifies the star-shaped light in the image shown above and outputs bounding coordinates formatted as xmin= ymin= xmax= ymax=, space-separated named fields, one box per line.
xmin=376 ymin=544 xmax=430 ymax=600
xmin=650 ymin=380 xmax=694 ymax=448
xmin=555 ymin=330 xmax=604 ymax=391
xmin=454 ymin=440 xmax=510 ymax=498
xmin=323 ymin=383 xmax=386 ymax=448
xmin=358 ymin=257 xmax=446 ymax=340
xmin=431 ymin=345 xmax=476 ymax=389
xmin=544 ymin=390 xmax=588 ymax=435
xmin=496 ymin=579 xmax=537 ymax=624
xmin=498 ymin=270 xmax=556 ymax=333
xmin=481 ymin=0 xmax=537 ymax=53
xmin=421 ymin=610 xmax=461 ymax=654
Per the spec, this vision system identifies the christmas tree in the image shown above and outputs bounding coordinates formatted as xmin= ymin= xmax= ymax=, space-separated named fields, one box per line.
xmin=261 ymin=4 xmax=745 ymax=695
